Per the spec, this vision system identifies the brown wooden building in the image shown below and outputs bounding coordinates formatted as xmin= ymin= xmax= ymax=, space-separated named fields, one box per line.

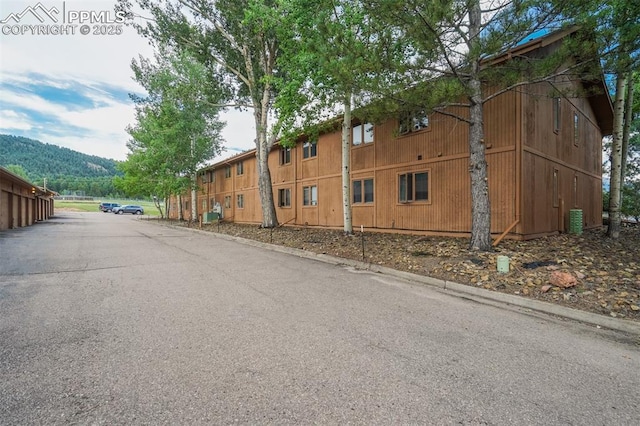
xmin=0 ymin=167 xmax=56 ymax=231
xmin=171 ymin=31 xmax=613 ymax=240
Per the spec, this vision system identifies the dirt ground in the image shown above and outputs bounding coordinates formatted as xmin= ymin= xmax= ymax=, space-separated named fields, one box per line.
xmin=175 ymin=220 xmax=640 ymax=322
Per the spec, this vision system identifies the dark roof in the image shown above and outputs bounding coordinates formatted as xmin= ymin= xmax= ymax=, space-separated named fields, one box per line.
xmin=485 ymin=26 xmax=613 ymax=135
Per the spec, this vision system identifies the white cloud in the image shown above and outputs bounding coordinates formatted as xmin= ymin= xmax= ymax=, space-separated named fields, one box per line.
xmin=0 ymin=0 xmax=257 ymax=161
xmin=0 ymin=110 xmax=33 ymax=130
xmin=0 ymin=86 xmax=66 ymax=116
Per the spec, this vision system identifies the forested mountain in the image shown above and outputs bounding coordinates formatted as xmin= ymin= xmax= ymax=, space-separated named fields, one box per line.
xmin=0 ymin=134 xmax=123 ymax=197
xmin=0 ymin=134 xmax=119 ymax=178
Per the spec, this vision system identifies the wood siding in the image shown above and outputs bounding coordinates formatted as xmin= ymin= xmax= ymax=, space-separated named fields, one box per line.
xmin=170 ymin=75 xmax=609 ymax=241
xmin=520 ymin=80 xmax=604 ymax=236
xmin=1 ymin=168 xmax=55 ymax=231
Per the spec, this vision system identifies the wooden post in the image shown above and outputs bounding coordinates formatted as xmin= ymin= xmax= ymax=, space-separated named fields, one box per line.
xmin=492 ymin=220 xmax=519 ymax=247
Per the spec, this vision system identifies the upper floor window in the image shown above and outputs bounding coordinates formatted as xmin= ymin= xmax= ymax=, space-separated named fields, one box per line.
xmin=280 ymin=147 xmax=291 ymax=165
xmin=303 ymin=141 xmax=317 ymax=159
xmin=224 ymin=166 xmax=231 ymax=178
xmin=399 ymin=171 xmax=429 ymax=203
xmin=201 ymin=170 xmax=215 ymax=183
xmin=352 ymin=123 xmax=374 ymax=145
xmin=236 ymin=161 xmax=244 ymax=175
xmin=399 ymin=110 xmax=429 ymax=135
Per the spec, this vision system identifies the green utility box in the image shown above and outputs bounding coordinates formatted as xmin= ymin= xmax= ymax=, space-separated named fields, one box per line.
xmin=569 ymin=209 xmax=583 ymax=235
xmin=203 ymin=211 xmax=220 ymax=223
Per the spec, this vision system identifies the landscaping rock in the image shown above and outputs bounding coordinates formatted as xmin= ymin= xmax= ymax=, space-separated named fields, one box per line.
xmin=549 ymin=271 xmax=578 ymax=288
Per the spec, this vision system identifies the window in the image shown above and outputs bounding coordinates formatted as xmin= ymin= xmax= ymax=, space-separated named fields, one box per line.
xmin=224 ymin=166 xmax=231 ymax=178
xmin=399 ymin=110 xmax=429 ymax=135
xmin=352 ymin=123 xmax=374 ymax=146
xmin=364 ymin=179 xmax=374 ymax=203
xmin=224 ymin=196 xmax=231 ymax=209
xmin=353 ymin=180 xmax=361 ymax=203
xmin=185 ymin=201 xmax=189 ymax=211
xmin=573 ymin=175 xmax=578 ymax=207
xmin=553 ymin=97 xmax=561 ymax=133
xmin=573 ymin=112 xmax=579 ymax=146
xmin=237 ymin=194 xmax=244 ymax=209
xmin=202 ymin=199 xmax=207 ymax=211
xmin=237 ymin=161 xmax=244 ymax=175
xmin=278 ymin=188 xmax=291 ymax=207
xmin=201 ymin=171 xmax=215 ymax=183
xmin=280 ymin=147 xmax=291 ymax=165
xmin=303 ymin=141 xmax=317 ymax=159
xmin=303 ymin=185 xmax=317 ymax=206
xmin=210 ymin=198 xmax=215 ymax=209
xmin=399 ymin=172 xmax=429 ymax=203
xmin=353 ymin=178 xmax=374 ymax=203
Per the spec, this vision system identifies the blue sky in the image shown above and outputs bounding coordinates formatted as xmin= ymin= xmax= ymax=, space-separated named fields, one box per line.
xmin=0 ymin=0 xmax=255 ymax=161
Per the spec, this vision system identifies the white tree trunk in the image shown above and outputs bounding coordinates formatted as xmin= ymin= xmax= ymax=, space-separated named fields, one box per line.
xmin=191 ymin=186 xmax=197 ymax=222
xmin=165 ymin=197 xmax=169 ymax=220
xmin=342 ymin=94 xmax=353 ymax=234
xmin=153 ymin=196 xmax=164 ymax=218
xmin=254 ymin=93 xmax=278 ymax=228
xmin=190 ymin=138 xmax=197 ymax=222
xmin=607 ymin=73 xmax=627 ymax=238
xmin=620 ymin=73 xmax=634 ymax=183
xmin=257 ymin=142 xmax=278 ymax=228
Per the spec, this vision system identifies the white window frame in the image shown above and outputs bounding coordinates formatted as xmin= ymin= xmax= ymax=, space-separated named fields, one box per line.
xmin=352 ymin=123 xmax=374 ymax=146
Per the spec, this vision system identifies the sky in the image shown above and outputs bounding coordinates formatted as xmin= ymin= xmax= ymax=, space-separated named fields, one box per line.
xmin=0 ymin=0 xmax=256 ymax=161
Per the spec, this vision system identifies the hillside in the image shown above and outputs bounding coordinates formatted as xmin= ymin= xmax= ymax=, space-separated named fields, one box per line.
xmin=0 ymin=134 xmax=119 ymax=180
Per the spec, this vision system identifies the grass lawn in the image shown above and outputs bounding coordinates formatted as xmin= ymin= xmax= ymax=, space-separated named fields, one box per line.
xmin=55 ymin=199 xmax=162 ymax=216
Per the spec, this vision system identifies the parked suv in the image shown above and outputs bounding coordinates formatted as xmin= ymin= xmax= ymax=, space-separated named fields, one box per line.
xmin=99 ymin=202 xmax=120 ymax=212
xmin=113 ymin=205 xmax=144 ymax=215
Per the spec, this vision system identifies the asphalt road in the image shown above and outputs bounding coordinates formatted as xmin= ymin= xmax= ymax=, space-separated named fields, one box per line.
xmin=1 ymin=212 xmax=639 ymax=425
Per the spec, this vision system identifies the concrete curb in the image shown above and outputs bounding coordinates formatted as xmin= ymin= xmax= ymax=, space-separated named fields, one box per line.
xmin=154 ymin=221 xmax=640 ymax=337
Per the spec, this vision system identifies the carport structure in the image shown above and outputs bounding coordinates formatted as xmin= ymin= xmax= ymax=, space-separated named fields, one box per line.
xmin=0 ymin=167 xmax=56 ymax=231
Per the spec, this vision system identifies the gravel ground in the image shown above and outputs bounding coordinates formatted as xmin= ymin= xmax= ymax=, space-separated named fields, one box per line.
xmin=172 ymin=220 xmax=640 ymax=322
